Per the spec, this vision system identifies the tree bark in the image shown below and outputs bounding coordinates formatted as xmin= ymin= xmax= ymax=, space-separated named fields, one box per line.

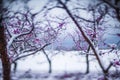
xmin=0 ymin=0 xmax=11 ymax=78
xmin=0 ymin=27 xmax=11 ymax=80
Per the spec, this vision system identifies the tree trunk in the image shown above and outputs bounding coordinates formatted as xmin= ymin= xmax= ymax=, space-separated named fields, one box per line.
xmin=0 ymin=0 xmax=11 ymax=78
xmin=42 ymin=49 xmax=52 ymax=73
xmin=86 ymin=54 xmax=89 ymax=74
xmin=86 ymin=46 xmax=90 ymax=74
xmin=0 ymin=27 xmax=11 ymax=80
xmin=12 ymin=61 xmax=17 ymax=73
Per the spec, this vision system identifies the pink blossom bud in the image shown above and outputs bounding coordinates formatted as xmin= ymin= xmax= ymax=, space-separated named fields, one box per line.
xmin=13 ymin=29 xmax=20 ymax=34
xmin=58 ymin=22 xmax=65 ymax=28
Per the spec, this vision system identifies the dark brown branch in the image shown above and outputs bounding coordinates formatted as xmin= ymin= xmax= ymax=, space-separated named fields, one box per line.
xmin=74 ymin=15 xmax=94 ymax=23
xmin=13 ymin=43 xmax=51 ymax=62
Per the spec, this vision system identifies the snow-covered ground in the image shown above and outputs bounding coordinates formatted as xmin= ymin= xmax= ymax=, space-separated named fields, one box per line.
xmin=0 ymin=50 xmax=120 ymax=80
